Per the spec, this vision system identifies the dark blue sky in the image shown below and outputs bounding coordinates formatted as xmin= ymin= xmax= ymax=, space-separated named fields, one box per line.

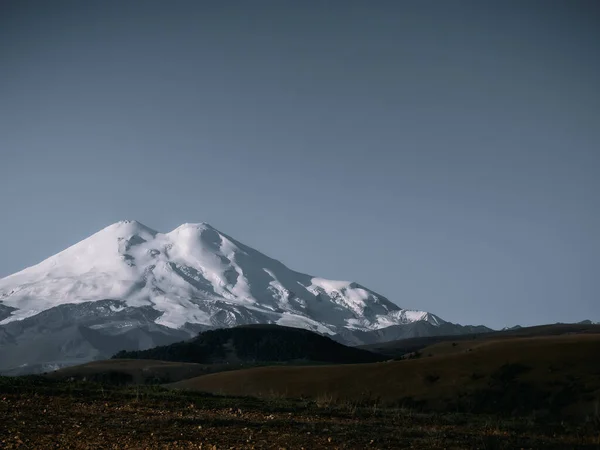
xmin=1 ymin=1 xmax=598 ymax=328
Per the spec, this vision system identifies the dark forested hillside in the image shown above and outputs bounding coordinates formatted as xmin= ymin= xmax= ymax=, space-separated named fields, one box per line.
xmin=113 ymin=324 xmax=386 ymax=365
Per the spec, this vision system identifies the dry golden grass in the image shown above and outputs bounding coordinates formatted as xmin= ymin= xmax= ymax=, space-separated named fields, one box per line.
xmin=170 ymin=334 xmax=600 ymax=417
xmin=48 ymin=359 xmax=234 ymax=384
xmin=361 ymin=323 xmax=600 ymax=358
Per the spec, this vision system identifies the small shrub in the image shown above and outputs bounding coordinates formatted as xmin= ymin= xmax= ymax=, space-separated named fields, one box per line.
xmin=315 ymin=393 xmax=334 ymax=408
xmin=424 ymin=373 xmax=440 ymax=384
xmin=491 ymin=363 xmax=531 ymax=385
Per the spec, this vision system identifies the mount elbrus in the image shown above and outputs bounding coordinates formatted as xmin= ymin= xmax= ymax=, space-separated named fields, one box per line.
xmin=0 ymin=221 xmax=488 ymax=374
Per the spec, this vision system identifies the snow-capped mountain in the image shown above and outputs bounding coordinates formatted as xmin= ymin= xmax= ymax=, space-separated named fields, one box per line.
xmin=0 ymin=220 xmax=471 ymax=374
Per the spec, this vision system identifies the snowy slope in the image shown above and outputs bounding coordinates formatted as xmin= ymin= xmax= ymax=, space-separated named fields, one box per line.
xmin=0 ymin=220 xmax=441 ymax=335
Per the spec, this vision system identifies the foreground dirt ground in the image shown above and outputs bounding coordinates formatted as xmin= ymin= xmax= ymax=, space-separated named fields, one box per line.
xmin=1 ymin=384 xmax=599 ymax=449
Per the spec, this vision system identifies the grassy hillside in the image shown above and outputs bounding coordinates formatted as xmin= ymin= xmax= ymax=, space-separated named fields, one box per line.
xmin=46 ymin=359 xmax=244 ymax=385
xmin=361 ymin=322 xmax=600 ymax=358
xmin=170 ymin=333 xmax=600 ymax=418
xmin=113 ymin=324 xmax=386 ymax=365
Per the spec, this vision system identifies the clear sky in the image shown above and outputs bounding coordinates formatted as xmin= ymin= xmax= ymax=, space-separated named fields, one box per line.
xmin=1 ymin=1 xmax=598 ymax=329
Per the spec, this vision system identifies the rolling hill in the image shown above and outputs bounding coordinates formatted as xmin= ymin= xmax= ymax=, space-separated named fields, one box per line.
xmin=360 ymin=322 xmax=600 ymax=358
xmin=169 ymin=329 xmax=600 ymax=417
xmin=46 ymin=359 xmax=240 ymax=385
xmin=112 ymin=324 xmax=387 ymax=365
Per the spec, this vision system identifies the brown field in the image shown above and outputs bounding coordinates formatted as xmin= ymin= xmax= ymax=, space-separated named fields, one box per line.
xmin=1 ymin=380 xmax=599 ymax=449
xmin=170 ymin=334 xmax=600 ymax=417
xmin=48 ymin=359 xmax=242 ymax=384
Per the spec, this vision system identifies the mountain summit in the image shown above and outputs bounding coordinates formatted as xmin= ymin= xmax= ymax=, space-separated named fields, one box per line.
xmin=0 ymin=220 xmax=437 ymax=332
xmin=0 ymin=220 xmax=450 ymax=373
